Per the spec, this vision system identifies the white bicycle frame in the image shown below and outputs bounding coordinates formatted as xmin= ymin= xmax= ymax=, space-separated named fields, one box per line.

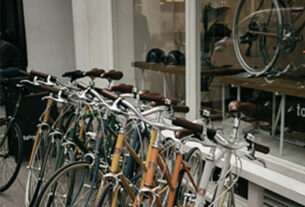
xmin=195 ymin=116 xmax=241 ymax=207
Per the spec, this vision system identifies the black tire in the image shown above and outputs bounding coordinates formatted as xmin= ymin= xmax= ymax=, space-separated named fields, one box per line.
xmin=174 ymin=147 xmax=203 ymax=206
xmin=34 ymin=161 xmax=103 ymax=207
xmin=233 ymin=0 xmax=282 ymax=75
xmin=0 ymin=121 xmax=23 ymax=192
xmin=95 ymin=183 xmax=127 ymax=207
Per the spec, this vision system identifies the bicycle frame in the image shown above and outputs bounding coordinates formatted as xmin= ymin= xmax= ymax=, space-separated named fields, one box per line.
xmin=194 ymin=148 xmax=233 ymax=207
xmin=246 ymin=1 xmax=304 ymax=38
xmin=132 ymin=130 xmax=199 ymax=207
xmin=28 ymin=99 xmax=53 ymax=166
xmin=124 ymin=118 xmax=150 ymax=179
xmin=0 ymin=88 xmax=46 ymax=149
xmin=41 ymin=108 xmax=115 ymax=206
xmin=97 ymin=114 xmax=151 ymax=206
xmin=27 ymin=100 xmax=98 ymax=206
xmin=0 ymin=91 xmax=23 ymax=149
xmin=194 ymin=116 xmax=241 ymax=207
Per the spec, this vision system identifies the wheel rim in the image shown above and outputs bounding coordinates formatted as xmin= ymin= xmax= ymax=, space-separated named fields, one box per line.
xmin=36 ymin=162 xmax=103 ymax=207
xmin=0 ymin=122 xmax=22 ymax=192
xmin=233 ymin=0 xmax=283 ymax=75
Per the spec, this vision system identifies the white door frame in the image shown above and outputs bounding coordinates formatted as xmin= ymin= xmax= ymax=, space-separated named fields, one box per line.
xmin=185 ymin=0 xmax=201 ymax=120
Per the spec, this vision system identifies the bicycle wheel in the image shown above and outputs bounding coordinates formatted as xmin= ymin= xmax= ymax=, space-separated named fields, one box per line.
xmin=174 ymin=147 xmax=203 ymax=206
xmin=95 ymin=183 xmax=127 ymax=207
xmin=25 ymin=129 xmax=61 ymax=206
xmin=233 ymin=0 xmax=283 ymax=75
xmin=34 ymin=161 xmax=103 ymax=207
xmin=0 ymin=120 xmax=23 ymax=192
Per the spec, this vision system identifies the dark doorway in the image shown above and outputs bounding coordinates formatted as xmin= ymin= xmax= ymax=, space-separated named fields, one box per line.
xmin=0 ymin=0 xmax=27 ymax=70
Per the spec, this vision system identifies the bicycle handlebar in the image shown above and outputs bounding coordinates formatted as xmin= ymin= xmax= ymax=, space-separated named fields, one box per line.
xmin=31 ymin=70 xmax=57 ymax=82
xmin=120 ymin=99 xmax=183 ymax=131
xmin=39 ymin=84 xmax=60 ymax=94
xmin=172 ymin=105 xmax=190 ymax=113
xmin=253 ymin=142 xmax=270 ymax=154
xmin=110 ymin=83 xmax=134 ymax=94
xmin=138 ymin=92 xmax=163 ymax=102
xmin=172 ymin=117 xmax=203 ymax=133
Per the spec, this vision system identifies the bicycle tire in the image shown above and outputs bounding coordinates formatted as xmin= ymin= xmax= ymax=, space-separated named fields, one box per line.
xmin=34 ymin=161 xmax=103 ymax=207
xmin=233 ymin=0 xmax=283 ymax=75
xmin=174 ymin=147 xmax=203 ymax=206
xmin=0 ymin=121 xmax=23 ymax=192
xmin=25 ymin=129 xmax=61 ymax=206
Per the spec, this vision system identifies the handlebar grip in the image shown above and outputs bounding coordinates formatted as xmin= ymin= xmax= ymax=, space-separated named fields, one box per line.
xmin=175 ymin=129 xmax=194 ymax=139
xmin=172 ymin=117 xmax=203 ymax=133
xmin=139 ymin=93 xmax=163 ymax=102
xmin=76 ymin=82 xmax=88 ymax=90
xmin=18 ymin=69 xmax=32 ymax=77
xmin=96 ymin=88 xmax=119 ymax=101
xmin=139 ymin=89 xmax=150 ymax=94
xmin=31 ymin=70 xmax=57 ymax=82
xmin=172 ymin=105 xmax=189 ymax=113
xmin=254 ymin=142 xmax=270 ymax=154
xmin=110 ymin=83 xmax=134 ymax=93
xmin=39 ymin=84 xmax=59 ymax=94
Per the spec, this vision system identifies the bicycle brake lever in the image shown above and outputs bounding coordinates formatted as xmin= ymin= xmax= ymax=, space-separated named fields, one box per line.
xmin=36 ymin=79 xmax=55 ymax=87
xmin=245 ymin=154 xmax=267 ymax=168
xmin=20 ymin=79 xmax=40 ymax=86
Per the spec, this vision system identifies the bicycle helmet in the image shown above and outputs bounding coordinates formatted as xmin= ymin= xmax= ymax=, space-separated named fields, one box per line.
xmin=146 ymin=48 xmax=165 ymax=63
xmin=164 ymin=50 xmax=185 ymax=66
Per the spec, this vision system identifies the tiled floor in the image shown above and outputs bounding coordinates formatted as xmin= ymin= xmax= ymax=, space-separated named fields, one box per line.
xmin=0 ymin=163 xmax=27 ymax=207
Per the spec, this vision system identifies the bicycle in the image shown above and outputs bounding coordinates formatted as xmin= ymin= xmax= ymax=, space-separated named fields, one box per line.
xmin=0 ymin=77 xmax=25 ymax=192
xmin=28 ymin=69 xmax=149 ymax=205
xmin=24 ymin=69 xmax=107 ymax=206
xmin=0 ymin=74 xmax=49 ymax=192
xmin=233 ymin=0 xmax=304 ymax=75
xmin=171 ymin=101 xmax=270 ymax=207
xmin=33 ymin=81 xmax=189 ymax=207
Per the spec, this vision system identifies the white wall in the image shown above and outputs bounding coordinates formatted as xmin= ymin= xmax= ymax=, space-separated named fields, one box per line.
xmin=23 ymin=0 xmax=75 ymax=78
xmin=72 ymin=0 xmax=114 ymax=70
xmin=113 ymin=0 xmax=135 ymax=85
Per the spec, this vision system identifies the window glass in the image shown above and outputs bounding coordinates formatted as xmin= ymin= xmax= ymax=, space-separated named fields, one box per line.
xmin=113 ymin=0 xmax=185 ymax=98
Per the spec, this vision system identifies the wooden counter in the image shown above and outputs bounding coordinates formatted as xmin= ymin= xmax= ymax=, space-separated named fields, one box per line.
xmin=132 ymin=61 xmax=243 ymax=77
xmin=219 ymin=75 xmax=305 ymax=99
